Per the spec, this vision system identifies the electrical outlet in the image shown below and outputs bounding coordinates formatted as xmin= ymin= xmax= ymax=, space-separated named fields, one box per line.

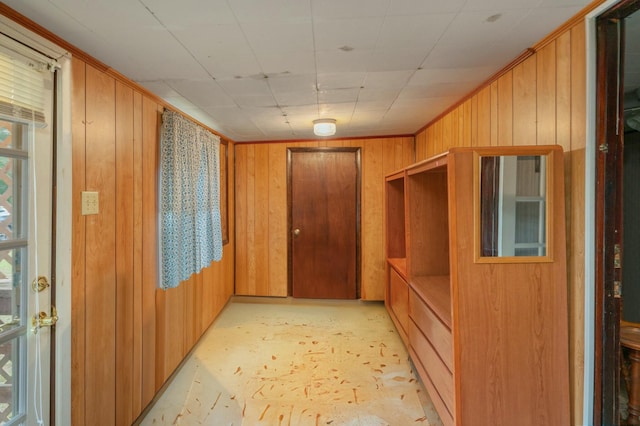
xmin=82 ymin=191 xmax=99 ymax=215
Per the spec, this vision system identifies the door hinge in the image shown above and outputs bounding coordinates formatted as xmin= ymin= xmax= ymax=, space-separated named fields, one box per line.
xmin=614 ymin=281 xmax=622 ymax=298
xmin=599 ymin=143 xmax=609 ymax=153
xmin=614 ymin=244 xmax=622 ymax=269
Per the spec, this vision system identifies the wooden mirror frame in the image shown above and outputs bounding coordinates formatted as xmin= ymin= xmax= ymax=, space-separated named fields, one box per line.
xmin=473 ymin=146 xmax=557 ymax=264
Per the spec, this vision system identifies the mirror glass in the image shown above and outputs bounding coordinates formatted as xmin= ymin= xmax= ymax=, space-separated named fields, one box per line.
xmin=480 ymin=155 xmax=547 ymax=257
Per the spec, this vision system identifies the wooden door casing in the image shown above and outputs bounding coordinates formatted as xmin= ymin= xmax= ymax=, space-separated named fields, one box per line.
xmin=288 ymin=148 xmax=360 ymax=299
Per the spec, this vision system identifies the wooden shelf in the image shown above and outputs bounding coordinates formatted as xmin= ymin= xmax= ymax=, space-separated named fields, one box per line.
xmin=385 ymin=147 xmax=570 ymax=425
xmin=410 ymin=275 xmax=451 ymax=329
xmin=387 ymin=258 xmax=407 ymax=279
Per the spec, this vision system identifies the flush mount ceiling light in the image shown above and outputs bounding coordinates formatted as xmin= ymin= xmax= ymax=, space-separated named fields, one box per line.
xmin=313 ymin=118 xmax=336 ymax=137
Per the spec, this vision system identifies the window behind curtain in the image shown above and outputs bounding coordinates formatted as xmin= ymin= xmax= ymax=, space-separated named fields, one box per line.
xmin=159 ymin=110 xmax=222 ymax=290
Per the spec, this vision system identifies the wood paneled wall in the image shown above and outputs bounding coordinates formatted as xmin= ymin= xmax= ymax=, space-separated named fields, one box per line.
xmin=71 ymin=57 xmax=235 ymax=425
xmin=414 ymin=22 xmax=587 ymax=425
xmin=235 ymin=137 xmax=414 ymax=300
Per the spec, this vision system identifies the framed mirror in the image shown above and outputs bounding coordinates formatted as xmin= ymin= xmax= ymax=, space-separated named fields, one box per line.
xmin=475 ymin=151 xmax=553 ymax=262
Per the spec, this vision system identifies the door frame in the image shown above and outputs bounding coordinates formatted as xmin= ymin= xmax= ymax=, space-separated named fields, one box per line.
xmin=592 ymin=0 xmax=640 ymax=424
xmin=286 ymin=147 xmax=362 ymax=298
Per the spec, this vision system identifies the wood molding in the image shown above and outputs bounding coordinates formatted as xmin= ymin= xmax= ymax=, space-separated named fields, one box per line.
xmin=242 ymin=134 xmax=415 ymax=145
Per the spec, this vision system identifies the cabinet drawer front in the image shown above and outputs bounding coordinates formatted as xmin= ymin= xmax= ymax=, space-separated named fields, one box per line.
xmin=409 ymin=320 xmax=454 ymax=415
xmin=410 ymin=290 xmax=452 ymax=371
xmin=389 ymin=268 xmax=409 ymax=335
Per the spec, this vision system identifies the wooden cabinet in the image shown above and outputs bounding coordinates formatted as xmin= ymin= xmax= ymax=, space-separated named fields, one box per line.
xmin=384 ymin=146 xmax=570 ymax=426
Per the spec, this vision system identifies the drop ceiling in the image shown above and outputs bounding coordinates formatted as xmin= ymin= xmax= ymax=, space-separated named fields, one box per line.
xmin=1 ymin=0 xmax=593 ymax=142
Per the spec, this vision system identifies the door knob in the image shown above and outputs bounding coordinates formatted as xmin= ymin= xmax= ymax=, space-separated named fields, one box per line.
xmin=293 ymin=228 xmax=301 ymax=236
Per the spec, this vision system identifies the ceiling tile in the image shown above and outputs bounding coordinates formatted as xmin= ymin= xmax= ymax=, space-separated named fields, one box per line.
xmin=241 ymin=21 xmax=314 ymax=53
xmin=438 ymin=10 xmax=531 ymax=49
xmin=317 ymin=73 xmax=367 ymax=90
xmin=313 ymin=17 xmax=384 ymax=51
xmin=376 ymin=14 xmax=456 ymax=50
xmin=387 ymin=0 xmax=467 ymax=15
xmin=229 ymin=0 xmax=311 ymax=23
xmin=216 ymin=77 xmax=273 ymax=96
xmin=142 ymin=0 xmax=237 ymax=26
xmin=357 ymin=88 xmax=401 ymax=102
xmin=318 ymin=88 xmax=360 ymax=103
xmin=311 ymin=0 xmax=389 ymax=19
xmin=254 ymin=50 xmax=316 ymax=75
xmin=167 ymin=80 xmax=237 ymax=108
xmin=364 ymin=70 xmax=414 ymax=89
xmin=408 ymin=67 xmax=495 ymax=86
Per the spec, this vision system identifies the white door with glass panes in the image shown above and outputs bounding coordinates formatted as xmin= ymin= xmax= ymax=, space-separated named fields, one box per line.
xmin=0 ymin=39 xmax=56 ymax=425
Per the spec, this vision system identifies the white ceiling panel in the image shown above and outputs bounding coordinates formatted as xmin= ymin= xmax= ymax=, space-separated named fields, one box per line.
xmin=0 ymin=0 xmax=593 ymax=141
xmin=364 ymin=71 xmax=415 ymax=89
xmin=253 ymin=50 xmax=316 ymax=75
xmin=267 ymin=74 xmax=317 ymax=93
xmin=167 ymin=80 xmax=237 ymax=108
xmin=229 ymin=0 xmax=311 ymax=23
xmin=462 ymin=0 xmax=541 ymax=12
xmin=311 ymin=0 xmax=389 ymax=19
xmin=376 ymin=14 xmax=456 ymax=50
xmin=318 ymin=88 xmax=361 ymax=104
xmin=317 ymin=73 xmax=367 ymax=90
xmin=313 ymin=17 xmax=384 ymax=51
xmin=141 ymin=0 xmax=237 ymax=27
xmin=437 ymin=10 xmax=531 ymax=49
xmin=387 ymin=0 xmax=467 ymax=16
xmin=408 ymin=67 xmax=495 ymax=86
xmin=273 ymin=91 xmax=317 ymax=107
xmin=241 ymin=21 xmax=314 ymax=53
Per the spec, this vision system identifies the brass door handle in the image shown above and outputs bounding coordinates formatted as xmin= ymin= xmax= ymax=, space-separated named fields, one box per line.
xmin=293 ymin=228 xmax=301 ymax=236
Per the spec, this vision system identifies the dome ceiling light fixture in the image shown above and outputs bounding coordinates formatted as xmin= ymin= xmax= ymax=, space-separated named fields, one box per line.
xmin=313 ymin=118 xmax=336 ymax=137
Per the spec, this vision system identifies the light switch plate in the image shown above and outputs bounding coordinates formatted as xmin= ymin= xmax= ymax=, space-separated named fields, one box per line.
xmin=82 ymin=191 xmax=99 ymax=215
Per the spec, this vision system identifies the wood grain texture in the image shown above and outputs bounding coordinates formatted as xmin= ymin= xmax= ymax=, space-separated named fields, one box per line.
xmin=115 ymin=80 xmax=135 ymax=426
xmin=476 ymin=87 xmax=492 ymax=147
xmin=537 ymin=42 xmax=557 ymax=146
xmin=84 ymin=64 xmax=117 ymax=425
xmin=132 ymin=90 xmax=144 ymax=416
xmin=71 ymin=58 xmax=236 ymax=424
xmin=141 ymin=97 xmax=159 ymax=404
xmin=235 ymin=137 xmax=414 ymax=300
xmin=497 ymin=72 xmax=513 ymax=146
xmin=70 ymin=57 xmax=86 ymax=426
xmin=512 ymin=56 xmax=538 ymax=146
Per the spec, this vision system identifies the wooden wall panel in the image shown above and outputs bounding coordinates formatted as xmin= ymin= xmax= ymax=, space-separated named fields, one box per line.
xmin=512 ymin=56 xmax=538 ymax=146
xmin=362 ymin=139 xmax=383 ymax=299
xmin=490 ymin=81 xmax=499 ymax=146
xmin=497 ymin=72 xmax=513 ymax=146
xmin=235 ymin=137 xmax=414 ymax=300
xmin=72 ymin=58 xmax=236 ymax=424
xmin=132 ymin=90 xmax=144 ymax=417
xmin=84 ymin=64 xmax=117 ymax=425
xmin=115 ymin=81 xmax=135 ymax=426
xmin=538 ymin=42 xmax=558 ymax=146
xmin=269 ymin=143 xmax=288 ymax=296
xmin=70 ymin=57 xmax=86 ymax=426
xmin=476 ymin=86 xmax=492 ymax=148
xmin=141 ymin=97 xmax=159 ymax=404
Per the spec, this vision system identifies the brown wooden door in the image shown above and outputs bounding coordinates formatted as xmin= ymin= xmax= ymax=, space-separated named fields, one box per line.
xmin=288 ymin=148 xmax=360 ymax=299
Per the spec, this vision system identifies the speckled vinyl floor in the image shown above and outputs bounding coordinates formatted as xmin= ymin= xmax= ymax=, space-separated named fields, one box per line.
xmin=139 ymin=297 xmax=442 ymax=426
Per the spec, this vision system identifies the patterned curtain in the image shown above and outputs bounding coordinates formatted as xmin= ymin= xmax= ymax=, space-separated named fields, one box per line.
xmin=159 ymin=110 xmax=223 ymax=289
